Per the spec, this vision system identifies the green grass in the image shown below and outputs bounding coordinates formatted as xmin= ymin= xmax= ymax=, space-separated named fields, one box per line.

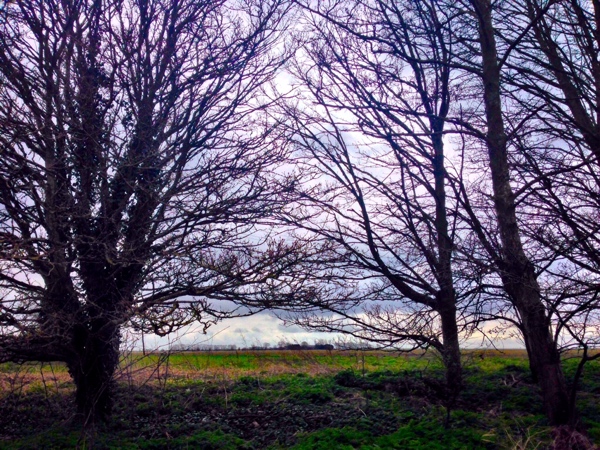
xmin=288 ymin=419 xmax=492 ymax=450
xmin=4 ymin=429 xmax=252 ymax=450
xmin=1 ymin=350 xmax=598 ymax=449
xmin=136 ymin=350 xmax=440 ymax=374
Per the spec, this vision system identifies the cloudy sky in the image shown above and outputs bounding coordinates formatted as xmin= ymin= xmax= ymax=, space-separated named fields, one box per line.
xmin=136 ymin=311 xmax=338 ymax=351
xmin=134 ymin=311 xmax=525 ymax=351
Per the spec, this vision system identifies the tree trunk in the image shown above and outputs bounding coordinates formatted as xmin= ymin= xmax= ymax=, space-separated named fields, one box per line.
xmin=521 ymin=330 xmax=539 ymax=382
xmin=471 ymin=0 xmax=571 ymax=425
xmin=439 ymin=303 xmax=462 ymax=409
xmin=516 ymin=289 xmax=571 ymax=425
xmin=69 ymin=321 xmax=121 ymax=425
xmin=430 ymin=82 xmax=461 ymax=411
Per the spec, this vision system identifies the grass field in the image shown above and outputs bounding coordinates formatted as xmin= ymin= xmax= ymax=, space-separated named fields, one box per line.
xmin=0 ymin=349 xmax=598 ymax=449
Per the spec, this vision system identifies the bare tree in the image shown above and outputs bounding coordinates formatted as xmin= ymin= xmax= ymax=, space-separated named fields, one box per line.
xmin=496 ymin=0 xmax=600 ymax=424
xmin=450 ymin=0 xmax=572 ymax=425
xmin=279 ymin=0 xmax=595 ymax=427
xmin=278 ymin=0 xmax=483 ymax=410
xmin=0 ymin=0 xmax=295 ymax=424
xmin=500 ymin=0 xmax=600 ymax=330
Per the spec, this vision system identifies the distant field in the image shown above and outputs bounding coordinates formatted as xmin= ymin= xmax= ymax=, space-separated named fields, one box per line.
xmin=1 ymin=349 xmax=598 ymax=449
xmin=1 ymin=349 xmax=531 ymax=392
xmin=130 ymin=349 xmax=535 ymax=381
xmin=125 ymin=349 xmax=448 ymax=379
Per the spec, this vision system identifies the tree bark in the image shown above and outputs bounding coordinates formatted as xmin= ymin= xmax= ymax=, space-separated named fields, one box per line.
xmin=433 ymin=116 xmax=462 ymax=408
xmin=68 ymin=320 xmax=121 ymax=424
xmin=471 ymin=0 xmax=571 ymax=425
xmin=439 ymin=301 xmax=462 ymax=408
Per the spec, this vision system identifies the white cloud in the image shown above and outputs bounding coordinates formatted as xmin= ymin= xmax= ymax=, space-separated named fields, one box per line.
xmin=129 ymin=311 xmax=340 ymax=350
